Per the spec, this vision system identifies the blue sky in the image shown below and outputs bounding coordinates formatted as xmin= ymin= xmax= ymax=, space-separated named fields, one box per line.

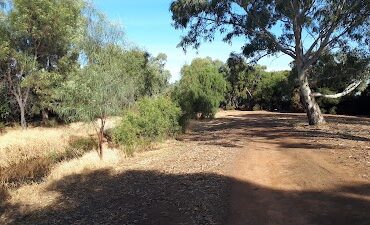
xmin=93 ymin=0 xmax=292 ymax=82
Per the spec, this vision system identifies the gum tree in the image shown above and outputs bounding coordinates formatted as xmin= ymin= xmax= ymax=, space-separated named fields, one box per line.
xmin=57 ymin=13 xmax=136 ymax=159
xmin=0 ymin=0 xmax=84 ymax=127
xmin=170 ymin=0 xmax=370 ymax=125
xmin=57 ymin=46 xmax=136 ymax=159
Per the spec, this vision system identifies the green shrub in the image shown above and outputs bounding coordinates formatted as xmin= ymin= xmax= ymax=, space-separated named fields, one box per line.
xmin=68 ymin=136 xmax=98 ymax=152
xmin=329 ymin=107 xmax=337 ymax=115
xmin=113 ymin=96 xmax=181 ymax=154
xmin=55 ymin=136 xmax=98 ymax=161
xmin=253 ymin=104 xmax=261 ymax=111
xmin=173 ymin=58 xmax=228 ymax=121
xmin=316 ymin=87 xmax=341 ymax=114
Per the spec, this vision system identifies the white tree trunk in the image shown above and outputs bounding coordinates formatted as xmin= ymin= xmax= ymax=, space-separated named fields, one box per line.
xmin=299 ymin=72 xmax=326 ymax=125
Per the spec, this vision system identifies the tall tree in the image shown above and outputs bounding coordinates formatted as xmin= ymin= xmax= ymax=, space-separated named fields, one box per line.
xmin=170 ymin=0 xmax=370 ymax=125
xmin=222 ymin=53 xmax=260 ymax=109
xmin=57 ymin=13 xmax=135 ymax=159
xmin=0 ymin=0 xmax=84 ymax=127
xmin=0 ymin=53 xmax=37 ymax=128
xmin=57 ymin=44 xmax=136 ymax=159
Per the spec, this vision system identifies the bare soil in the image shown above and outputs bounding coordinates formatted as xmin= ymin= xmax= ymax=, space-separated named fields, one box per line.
xmin=1 ymin=111 xmax=369 ymax=225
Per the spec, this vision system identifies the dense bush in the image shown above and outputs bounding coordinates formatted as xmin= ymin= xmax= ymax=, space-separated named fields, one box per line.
xmin=113 ymin=96 xmax=181 ymax=154
xmin=173 ymin=58 xmax=228 ymax=120
xmin=0 ymin=84 xmax=13 ymax=123
xmin=315 ymin=88 xmax=341 ymax=114
xmin=337 ymin=85 xmax=370 ymax=116
xmin=254 ymin=71 xmax=292 ymax=111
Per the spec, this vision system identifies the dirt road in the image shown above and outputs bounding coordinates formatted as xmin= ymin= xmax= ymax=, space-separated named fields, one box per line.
xmin=186 ymin=111 xmax=370 ymax=225
xmin=215 ymin=111 xmax=370 ymax=225
xmin=1 ymin=111 xmax=370 ymax=225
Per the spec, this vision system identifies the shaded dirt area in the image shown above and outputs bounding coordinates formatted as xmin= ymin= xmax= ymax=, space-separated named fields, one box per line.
xmin=1 ymin=111 xmax=370 ymax=225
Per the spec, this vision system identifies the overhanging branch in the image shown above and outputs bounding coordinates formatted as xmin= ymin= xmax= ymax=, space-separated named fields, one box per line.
xmin=311 ymin=80 xmax=362 ymax=98
xmin=261 ymin=28 xmax=296 ymax=59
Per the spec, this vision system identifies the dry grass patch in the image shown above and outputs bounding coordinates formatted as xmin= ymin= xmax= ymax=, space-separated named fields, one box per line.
xmin=0 ymin=124 xmax=93 ymax=167
xmin=0 ymin=121 xmax=103 ymax=189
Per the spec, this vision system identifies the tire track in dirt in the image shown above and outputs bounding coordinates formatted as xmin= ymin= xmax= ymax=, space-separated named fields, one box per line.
xmin=225 ymin=112 xmax=370 ymax=225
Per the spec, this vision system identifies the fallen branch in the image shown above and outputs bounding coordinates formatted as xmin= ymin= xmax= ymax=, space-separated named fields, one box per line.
xmin=311 ymin=80 xmax=362 ymax=99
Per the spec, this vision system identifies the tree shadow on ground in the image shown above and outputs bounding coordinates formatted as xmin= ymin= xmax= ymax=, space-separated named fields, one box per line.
xmin=1 ymin=169 xmax=369 ymax=225
xmin=183 ymin=112 xmax=370 ymax=149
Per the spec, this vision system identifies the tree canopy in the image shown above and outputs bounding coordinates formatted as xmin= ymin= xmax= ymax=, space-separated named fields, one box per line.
xmin=171 ymin=0 xmax=370 ymax=125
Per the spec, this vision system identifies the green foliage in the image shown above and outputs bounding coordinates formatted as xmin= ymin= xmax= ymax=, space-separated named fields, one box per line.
xmin=222 ymin=54 xmax=255 ymax=110
xmin=171 ymin=0 xmax=369 ymax=61
xmin=0 ymin=0 xmax=84 ymax=126
xmin=171 ymin=0 xmax=370 ymax=124
xmin=173 ymin=58 xmax=228 ymax=120
xmin=0 ymin=83 xmax=11 ymax=121
xmin=221 ymin=54 xmax=294 ymax=112
xmin=315 ymin=88 xmax=341 ymax=114
xmin=56 ymin=44 xmax=136 ymax=123
xmin=119 ymin=50 xmax=170 ymax=99
xmin=252 ymin=104 xmax=261 ymax=111
xmin=254 ymin=71 xmax=292 ymax=111
xmin=58 ymin=136 xmax=98 ymax=161
xmin=308 ymin=50 xmax=370 ymax=92
xmin=113 ymin=96 xmax=181 ymax=154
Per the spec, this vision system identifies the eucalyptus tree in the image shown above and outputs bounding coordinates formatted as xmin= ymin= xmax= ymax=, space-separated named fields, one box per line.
xmin=222 ymin=53 xmax=259 ymax=109
xmin=174 ymin=57 xmax=228 ymax=120
xmin=308 ymin=50 xmax=370 ymax=94
xmin=0 ymin=0 xmax=84 ymax=127
xmin=141 ymin=53 xmax=171 ymax=97
xmin=57 ymin=13 xmax=136 ymax=159
xmin=0 ymin=54 xmax=38 ymax=128
xmin=170 ymin=0 xmax=370 ymax=125
xmin=57 ymin=44 xmax=137 ymax=159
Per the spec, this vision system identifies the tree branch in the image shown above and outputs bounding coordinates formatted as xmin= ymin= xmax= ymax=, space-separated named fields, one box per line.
xmin=311 ymin=80 xmax=362 ymax=98
xmin=305 ymin=0 xmax=361 ymax=68
xmin=261 ymin=28 xmax=296 ymax=59
xmin=196 ymin=15 xmax=246 ymax=30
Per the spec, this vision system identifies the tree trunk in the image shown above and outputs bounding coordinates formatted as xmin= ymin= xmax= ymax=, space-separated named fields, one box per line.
xmin=97 ymin=118 xmax=106 ymax=160
xmin=98 ymin=129 xmax=103 ymax=159
xmin=299 ymin=73 xmax=325 ymax=125
xmin=19 ymin=104 xmax=27 ymax=129
xmin=41 ymin=109 xmax=49 ymax=125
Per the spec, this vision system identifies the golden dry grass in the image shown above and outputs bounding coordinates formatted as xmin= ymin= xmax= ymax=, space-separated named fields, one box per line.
xmin=0 ymin=125 xmax=91 ymax=167
xmin=0 ymin=117 xmax=121 ymax=168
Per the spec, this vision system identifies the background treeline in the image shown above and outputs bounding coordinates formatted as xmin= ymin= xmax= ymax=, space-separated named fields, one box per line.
xmin=221 ymin=51 xmax=370 ymax=116
xmin=0 ymin=0 xmax=178 ymax=157
xmin=1 ymin=0 xmax=369 ymax=155
xmin=0 ymin=0 xmax=170 ymax=127
xmin=173 ymin=52 xmax=369 ymax=121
